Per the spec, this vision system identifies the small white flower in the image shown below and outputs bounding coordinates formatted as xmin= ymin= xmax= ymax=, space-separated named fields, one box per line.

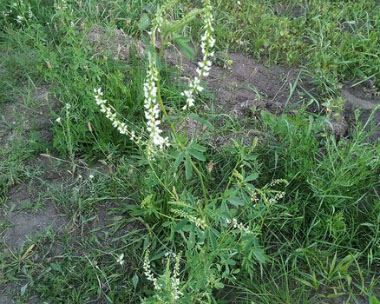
xmin=94 ymin=87 xmax=139 ymax=143
xmin=226 ymin=218 xmax=254 ymax=235
xmin=16 ymin=15 xmax=23 ymax=23
xmin=182 ymin=3 xmax=215 ymax=109
xmin=55 ymin=117 xmax=61 ymax=123
xmin=143 ymin=53 xmax=169 ymax=151
xmin=89 ymin=174 xmax=94 ymax=179
xmin=116 ymin=253 xmax=125 ymax=265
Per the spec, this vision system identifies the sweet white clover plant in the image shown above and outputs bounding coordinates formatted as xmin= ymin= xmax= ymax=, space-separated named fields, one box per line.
xmin=94 ymin=0 xmax=215 ymax=156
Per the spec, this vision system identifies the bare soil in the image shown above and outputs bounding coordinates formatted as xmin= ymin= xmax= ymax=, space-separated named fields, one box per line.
xmin=85 ymin=26 xmax=380 ymax=142
xmin=342 ymin=82 xmax=380 ymax=141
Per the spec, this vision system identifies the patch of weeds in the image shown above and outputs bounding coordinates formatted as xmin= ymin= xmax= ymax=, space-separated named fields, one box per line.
xmin=213 ymin=0 xmax=380 ymax=96
xmin=0 ymin=0 xmax=379 ymax=303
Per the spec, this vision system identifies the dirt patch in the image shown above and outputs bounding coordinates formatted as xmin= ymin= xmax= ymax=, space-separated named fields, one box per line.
xmin=86 ymin=25 xmax=144 ymax=60
xmin=1 ymin=188 xmax=66 ymax=250
xmin=0 ymin=84 xmax=68 ymax=250
xmin=0 ymin=85 xmax=57 ymax=149
xmin=274 ymin=2 xmax=306 ymax=19
xmin=325 ymin=294 xmax=369 ymax=304
xmin=0 ymin=156 xmax=70 ymax=250
xmin=207 ymin=53 xmax=313 ymax=116
xmin=165 ymin=50 xmax=317 ymax=116
xmin=85 ymin=26 xmax=321 ymax=130
xmin=342 ymin=82 xmax=380 ymax=141
xmin=86 ymin=26 xmax=380 ymax=143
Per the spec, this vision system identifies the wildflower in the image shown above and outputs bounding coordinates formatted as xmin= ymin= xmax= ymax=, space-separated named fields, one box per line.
xmin=171 ymin=252 xmax=183 ymax=300
xmin=268 ymin=191 xmax=286 ymax=204
xmin=16 ymin=15 xmax=24 ymax=24
xmin=182 ymin=1 xmax=215 ymax=109
xmin=172 ymin=209 xmax=207 ymax=229
xmin=94 ymin=87 xmax=140 ymax=143
xmin=116 ymin=253 xmax=125 ymax=266
xmin=27 ymin=6 xmax=33 ymax=19
xmin=143 ymin=250 xmax=161 ymax=291
xmin=89 ymin=174 xmax=94 ymax=180
xmin=269 ymin=179 xmax=288 ymax=187
xmin=143 ymin=53 xmax=169 ymax=150
xmin=55 ymin=117 xmax=61 ymax=123
xmin=164 ymin=251 xmax=176 ymax=259
xmin=226 ymin=218 xmax=253 ymax=235
xmin=55 ymin=0 xmax=67 ymax=11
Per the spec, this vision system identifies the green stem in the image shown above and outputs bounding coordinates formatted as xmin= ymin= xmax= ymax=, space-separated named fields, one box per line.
xmin=152 ymin=21 xmax=209 ymax=202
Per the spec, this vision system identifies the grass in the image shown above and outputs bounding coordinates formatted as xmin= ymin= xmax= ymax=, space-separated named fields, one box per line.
xmin=0 ymin=0 xmax=380 ymax=303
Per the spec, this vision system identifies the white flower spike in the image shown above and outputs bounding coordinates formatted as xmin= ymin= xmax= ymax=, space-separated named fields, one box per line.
xmin=182 ymin=1 xmax=215 ymax=110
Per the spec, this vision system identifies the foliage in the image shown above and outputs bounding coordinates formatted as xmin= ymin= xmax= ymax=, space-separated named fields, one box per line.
xmin=0 ymin=0 xmax=379 ymax=303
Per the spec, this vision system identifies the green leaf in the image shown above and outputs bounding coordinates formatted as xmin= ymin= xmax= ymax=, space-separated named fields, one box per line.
xmin=245 ymin=173 xmax=259 ymax=182
xmin=188 ymin=148 xmax=206 ymax=161
xmin=261 ymin=110 xmax=276 ymax=128
xmin=173 ymin=36 xmax=196 ymax=59
xmin=189 ymin=143 xmax=207 ymax=152
xmin=188 ymin=113 xmax=214 ymax=131
xmin=370 ymin=296 xmax=380 ymax=304
xmin=132 ymin=274 xmax=139 ymax=289
xmin=175 ymin=220 xmax=187 ymax=232
xmin=185 ymin=156 xmax=193 ymax=180
xmin=209 ymin=230 xmax=217 ymax=250
xmin=170 ymin=151 xmax=184 ymax=173
xmin=20 ymin=283 xmax=28 ymax=296
xmin=138 ymin=14 xmax=150 ymax=31
xmin=50 ymin=262 xmax=63 ymax=274
xmin=295 ymin=278 xmax=314 ymax=288
xmin=228 ymin=196 xmax=245 ymax=206
xmin=326 ymin=293 xmax=345 ymax=299
xmin=253 ymin=240 xmax=267 ymax=263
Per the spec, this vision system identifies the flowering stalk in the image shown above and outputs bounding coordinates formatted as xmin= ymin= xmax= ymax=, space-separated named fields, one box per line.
xmin=94 ymin=88 xmax=140 ymax=143
xmin=143 ymin=53 xmax=170 ymax=151
xmin=144 ymin=250 xmax=161 ymax=291
xmin=170 ymin=252 xmax=183 ymax=301
xmin=182 ymin=0 xmax=215 ymax=109
xmin=172 ymin=208 xmax=207 ymax=229
xmin=226 ymin=218 xmax=254 ymax=235
xmin=144 ymin=250 xmax=184 ymax=302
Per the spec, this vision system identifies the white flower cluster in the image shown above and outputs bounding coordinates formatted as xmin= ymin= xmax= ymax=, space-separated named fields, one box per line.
xmin=268 ymin=191 xmax=286 ymax=204
xmin=116 ymin=253 xmax=125 ymax=266
xmin=172 ymin=209 xmax=207 ymax=229
xmin=144 ymin=250 xmax=184 ymax=302
xmin=250 ymin=191 xmax=259 ymax=203
xmin=3 ymin=1 xmax=33 ymax=23
xmin=269 ymin=179 xmax=288 ymax=187
xmin=171 ymin=252 xmax=183 ymax=301
xmin=143 ymin=250 xmax=161 ymax=291
xmin=226 ymin=218 xmax=253 ymax=235
xmin=143 ymin=53 xmax=169 ymax=150
xmin=94 ymin=88 xmax=139 ymax=143
xmin=54 ymin=0 xmax=67 ymax=11
xmin=182 ymin=2 xmax=215 ymax=110
xmin=16 ymin=15 xmax=24 ymax=23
